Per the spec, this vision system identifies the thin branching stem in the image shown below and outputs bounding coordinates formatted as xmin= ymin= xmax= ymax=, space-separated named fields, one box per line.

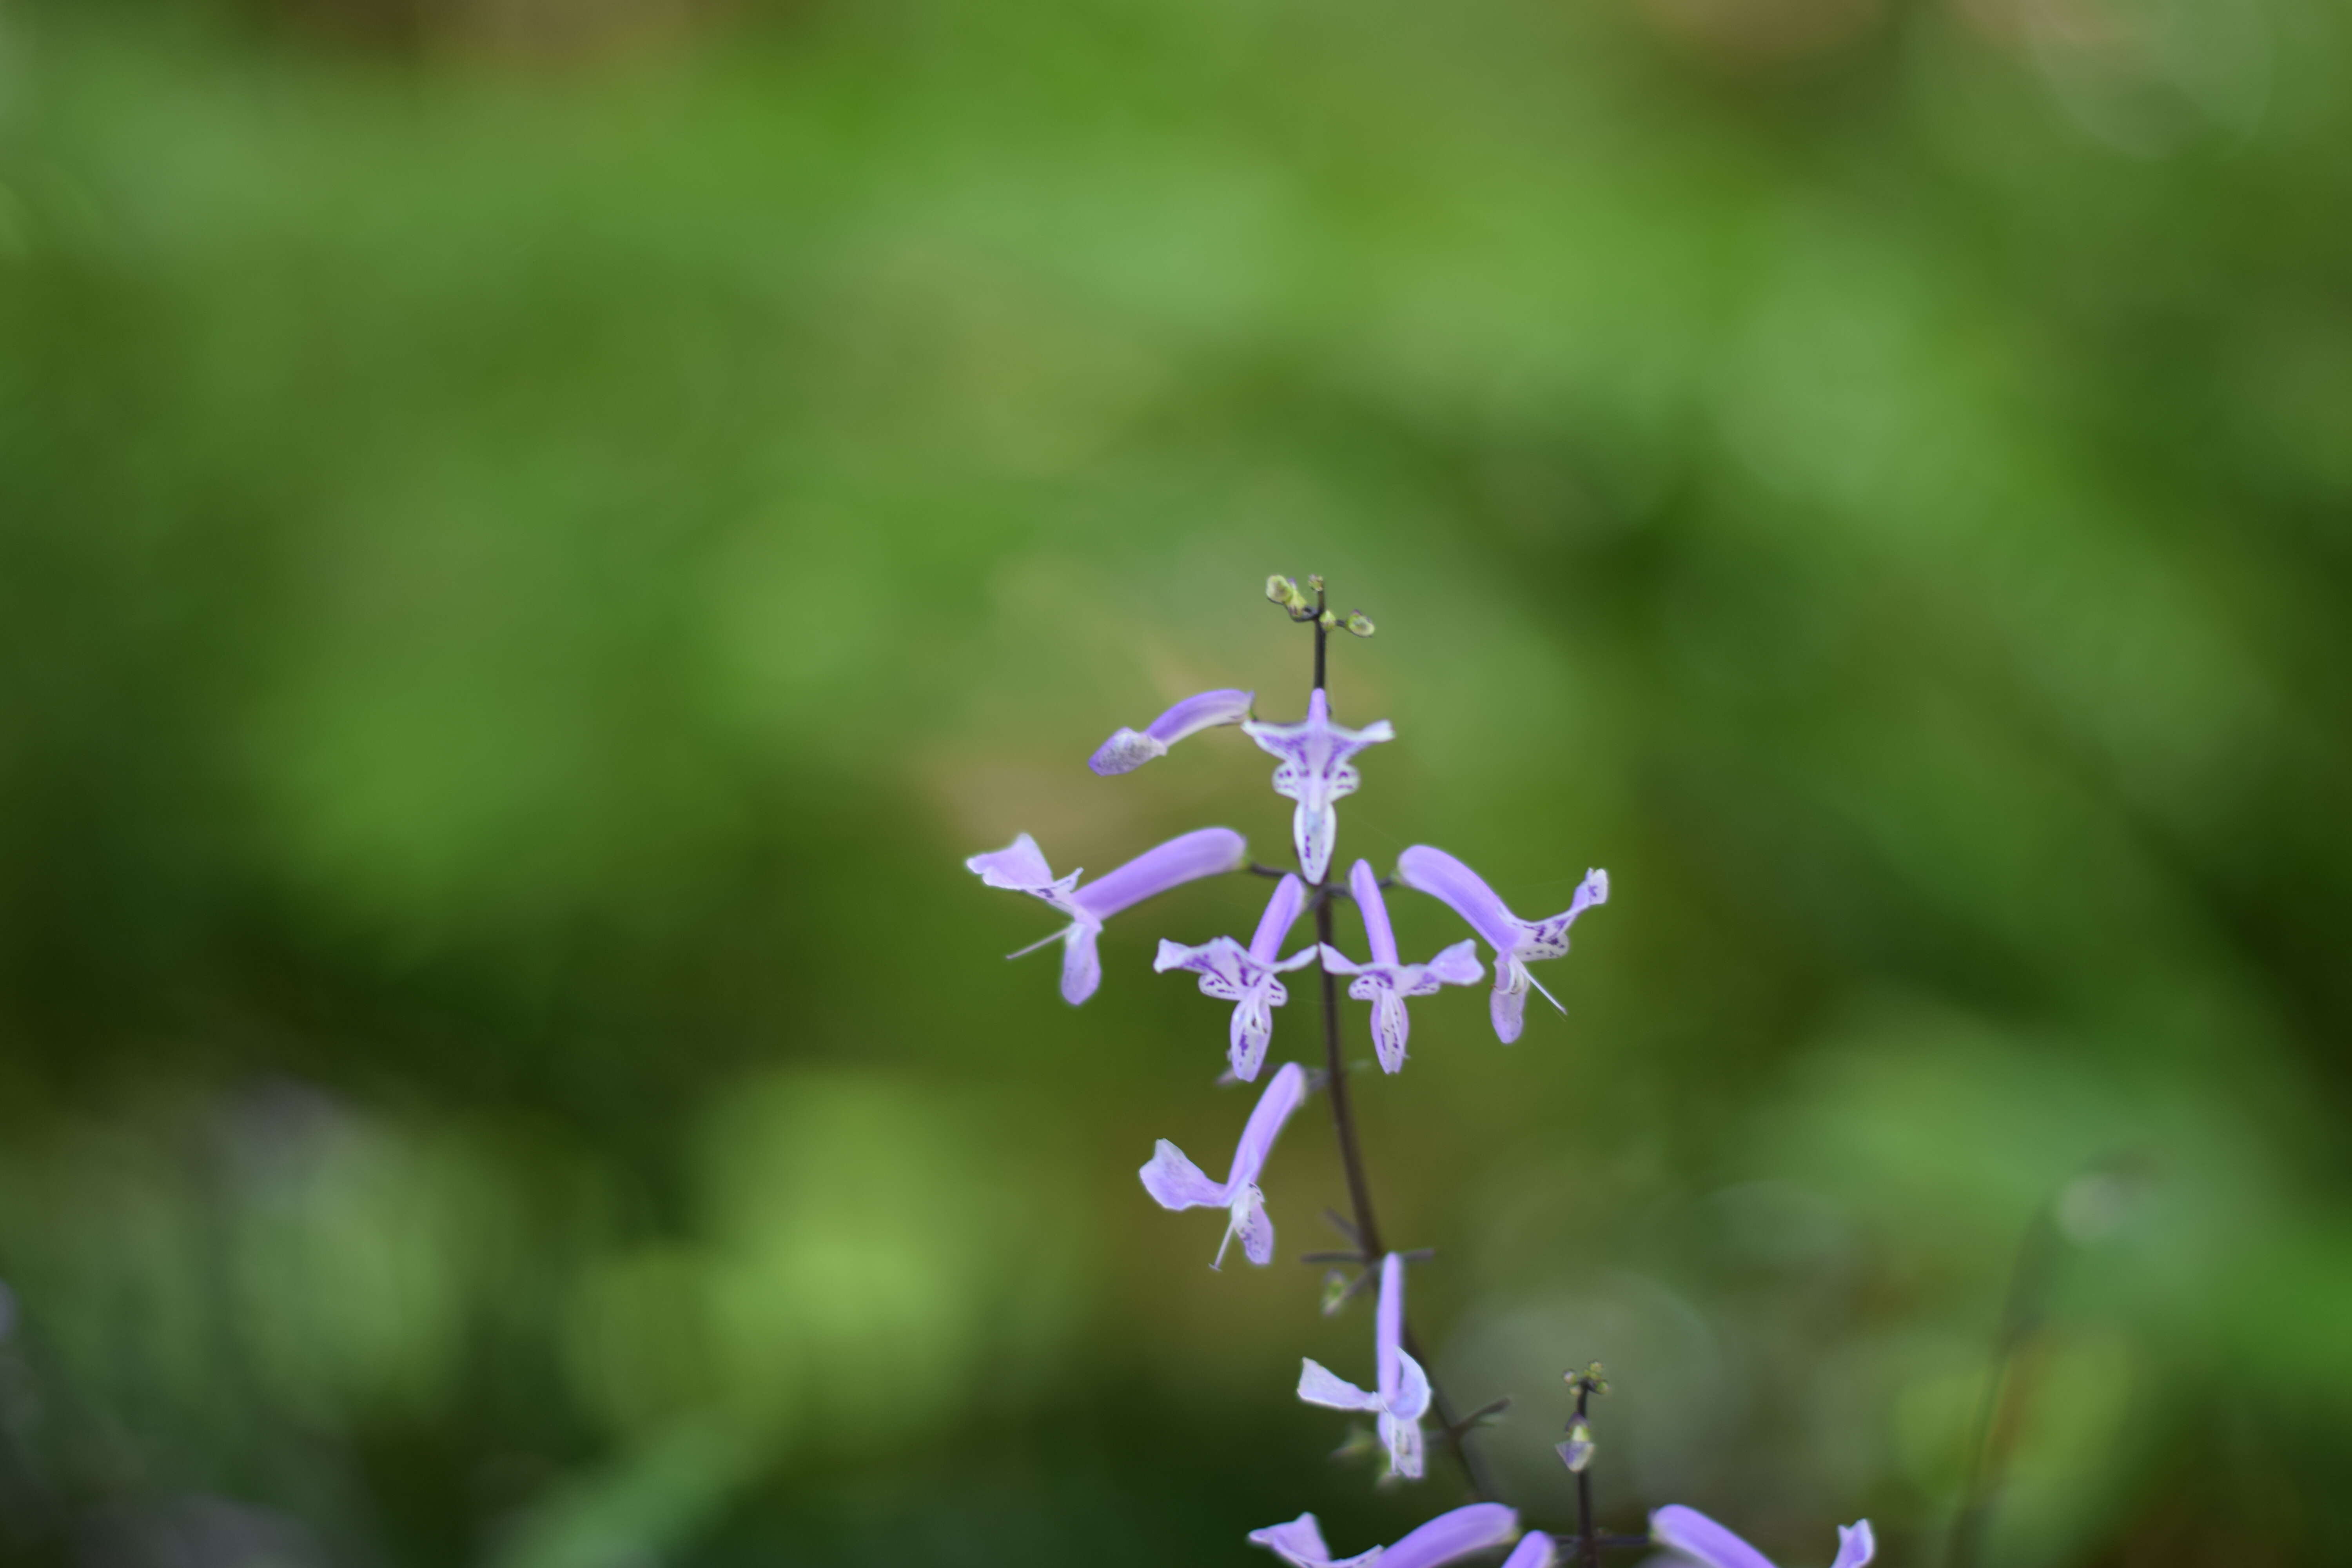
xmin=1304 ymin=576 xmax=1498 ymax=1503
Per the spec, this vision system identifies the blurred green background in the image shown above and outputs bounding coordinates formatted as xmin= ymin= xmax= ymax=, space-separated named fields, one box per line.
xmin=2 ymin=0 xmax=2348 ymax=1563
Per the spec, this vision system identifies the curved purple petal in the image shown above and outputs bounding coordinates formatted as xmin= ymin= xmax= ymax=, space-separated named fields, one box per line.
xmin=1501 ymin=1533 xmax=1558 ymax=1568
xmin=1348 ymin=860 xmax=1399 ymax=964
xmin=1089 ymin=688 xmax=1254 ymax=775
xmin=1423 ymin=938 xmax=1483 ymax=988
xmin=1830 ymin=1522 xmax=1875 ymax=1568
xmin=1297 ymin=1359 xmax=1380 ymax=1412
xmin=965 ymin=832 xmax=1060 ymax=891
xmin=1369 ymin=988 xmax=1410 ymax=1073
xmin=1379 ymin=1504 xmax=1521 ymax=1568
xmin=1139 ymin=1139 xmax=1225 ymax=1210
xmin=1247 ymin=1514 xmax=1383 ymax=1568
xmin=1075 ymin=828 xmax=1247 ymax=921
xmin=1394 ymin=846 xmax=1522 ymax=953
xmin=1379 ymin=1407 xmax=1426 ymax=1481
xmin=1250 ymin=875 xmax=1308 ymax=963
xmin=1650 ymin=1507 xmax=1779 ymax=1568
xmin=1376 ymin=1252 xmax=1406 ymax=1407
xmin=1227 ymin=1062 xmax=1306 ymax=1189
xmin=1490 ymin=967 xmax=1528 ymax=1044
xmin=1061 ymin=926 xmax=1103 ymax=1005
xmin=1390 ymin=1345 xmax=1432 ymax=1422
xmin=1227 ymin=1183 xmax=1276 ymax=1268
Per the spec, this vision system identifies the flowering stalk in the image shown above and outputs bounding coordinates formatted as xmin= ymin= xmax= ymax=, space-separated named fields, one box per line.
xmin=969 ymin=572 xmax=1876 ymax=1562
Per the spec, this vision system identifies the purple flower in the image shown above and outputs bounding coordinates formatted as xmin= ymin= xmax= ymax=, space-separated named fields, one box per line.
xmin=1089 ymin=688 xmax=1256 ymax=775
xmin=1394 ymin=846 xmax=1608 ymax=1044
xmin=1650 ymin=1508 xmax=1875 ymax=1568
xmin=1248 ymin=1504 xmax=1524 ymax=1568
xmin=1243 ymin=688 xmax=1394 ymax=883
xmin=1139 ymin=1061 xmax=1307 ymax=1268
xmin=968 ymin=828 xmax=1247 ymax=1004
xmin=1319 ymin=859 xmax=1483 ymax=1073
xmin=1154 ymin=874 xmax=1321 ymax=1081
xmin=1297 ymin=1251 xmax=1432 ymax=1479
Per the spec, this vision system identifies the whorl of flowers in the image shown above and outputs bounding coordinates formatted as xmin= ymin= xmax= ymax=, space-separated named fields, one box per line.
xmin=967 ymin=575 xmax=1871 ymax=1564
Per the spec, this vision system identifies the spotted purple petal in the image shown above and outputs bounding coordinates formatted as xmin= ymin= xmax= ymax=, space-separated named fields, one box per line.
xmin=1089 ymin=688 xmax=1255 ymax=776
xmin=1394 ymin=847 xmax=1607 ymax=1043
xmin=1157 ymin=875 xmax=1319 ymax=1080
xmin=1242 ymin=689 xmax=1394 ymax=882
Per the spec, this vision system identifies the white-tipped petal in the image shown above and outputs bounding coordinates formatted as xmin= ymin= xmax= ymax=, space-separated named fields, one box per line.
xmin=1297 ymin=1359 xmax=1382 ymax=1413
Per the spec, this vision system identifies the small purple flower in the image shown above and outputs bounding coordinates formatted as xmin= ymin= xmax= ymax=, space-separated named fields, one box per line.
xmin=1297 ymin=1251 xmax=1432 ymax=1479
xmin=1089 ymin=688 xmax=1256 ymax=775
xmin=1394 ymin=846 xmax=1608 ymax=1044
xmin=1243 ymin=688 xmax=1394 ymax=884
xmin=968 ymin=827 xmax=1247 ymax=1004
xmin=1650 ymin=1507 xmax=1875 ymax=1568
xmin=1248 ymin=1504 xmax=1525 ymax=1568
xmin=1319 ymin=859 xmax=1483 ymax=1073
xmin=1139 ymin=1060 xmax=1307 ymax=1268
xmin=1154 ymin=874 xmax=1321 ymax=1081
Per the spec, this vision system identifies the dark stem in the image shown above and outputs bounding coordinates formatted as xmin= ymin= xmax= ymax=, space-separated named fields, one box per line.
xmin=1313 ymin=581 xmax=1328 ymax=691
xmin=1305 ymin=579 xmax=1496 ymax=1503
xmin=1574 ymin=1380 xmax=1600 ymax=1568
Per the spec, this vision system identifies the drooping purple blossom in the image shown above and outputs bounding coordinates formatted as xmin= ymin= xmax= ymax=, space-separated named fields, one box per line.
xmin=1248 ymin=1504 xmax=1525 ymax=1568
xmin=1243 ymin=688 xmax=1394 ymax=884
xmin=1154 ymin=873 xmax=1321 ymax=1081
xmin=1088 ymin=687 xmax=1256 ymax=776
xmin=1319 ymin=859 xmax=1483 ymax=1073
xmin=1394 ymin=846 xmax=1608 ymax=1044
xmin=967 ymin=827 xmax=1247 ymax=1004
xmin=1650 ymin=1507 xmax=1875 ymax=1568
xmin=1139 ymin=1060 xmax=1307 ymax=1268
xmin=1297 ymin=1251 xmax=1432 ymax=1479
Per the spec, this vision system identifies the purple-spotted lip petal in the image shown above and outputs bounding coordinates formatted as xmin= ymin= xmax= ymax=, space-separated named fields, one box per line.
xmin=1650 ymin=1507 xmax=1779 ymax=1568
xmin=1089 ymin=688 xmax=1254 ymax=776
xmin=1379 ymin=1504 xmax=1521 ymax=1568
xmin=1242 ymin=691 xmax=1395 ymax=881
xmin=1831 ymin=1522 xmax=1875 ymax=1568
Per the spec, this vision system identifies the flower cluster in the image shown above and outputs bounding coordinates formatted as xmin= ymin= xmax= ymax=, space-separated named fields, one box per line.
xmin=966 ymin=576 xmax=1871 ymax=1565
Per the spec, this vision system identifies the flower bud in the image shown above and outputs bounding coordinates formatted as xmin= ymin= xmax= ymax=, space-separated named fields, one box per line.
xmin=1345 ymin=610 xmax=1375 ymax=637
xmin=1556 ymin=1419 xmax=1595 ymax=1473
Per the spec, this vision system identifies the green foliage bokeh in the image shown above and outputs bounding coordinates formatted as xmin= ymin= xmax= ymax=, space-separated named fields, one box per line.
xmin=1 ymin=0 xmax=2348 ymax=1563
